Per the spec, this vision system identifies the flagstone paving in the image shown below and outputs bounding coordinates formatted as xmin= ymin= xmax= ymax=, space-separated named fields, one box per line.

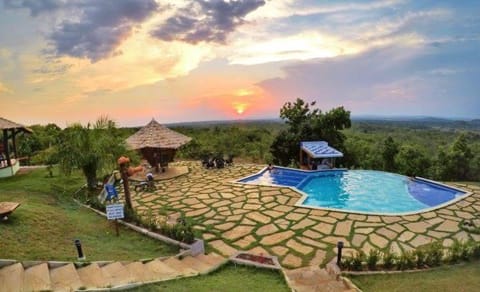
xmin=128 ymin=161 xmax=480 ymax=268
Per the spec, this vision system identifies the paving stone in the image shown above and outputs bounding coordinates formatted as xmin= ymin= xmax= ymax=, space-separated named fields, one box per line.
xmin=389 ymin=241 xmax=402 ymax=255
xmin=185 ymin=208 xmax=210 ymax=217
xmin=292 ymin=218 xmax=317 ymax=230
xmin=203 ymin=233 xmax=216 ymax=240
xmin=316 ymin=216 xmax=337 ymax=224
xmin=246 ymin=212 xmax=271 ymax=224
xmin=426 ymin=217 xmax=444 ymax=226
xmin=348 ymin=214 xmax=367 ymax=221
xmin=321 ymin=236 xmax=350 ymax=247
xmin=356 ymin=227 xmax=375 ymax=234
xmin=302 ymin=230 xmax=323 ymax=239
xmin=351 ymin=234 xmax=367 ymax=247
xmin=382 ymin=216 xmax=402 ymax=224
xmin=286 ymin=239 xmax=314 ymax=255
xmin=216 ymin=222 xmax=236 ymax=231
xmin=285 ymin=212 xmax=306 ymax=221
xmin=309 ymin=249 xmax=327 ymax=266
xmin=233 ymin=235 xmax=257 ymax=248
xmin=244 ymin=203 xmax=262 ymax=210
xmin=367 ymin=234 xmax=388 ymax=250
xmin=443 ymin=238 xmax=454 ymax=248
xmin=439 ymin=214 xmax=463 ymax=222
xmin=334 ymin=221 xmax=352 ymax=236
xmin=260 ymin=196 xmax=275 ymax=203
xmin=312 ymin=222 xmax=334 ymax=234
xmin=183 ymin=198 xmax=201 ymax=205
xmin=435 ymin=220 xmax=459 ymax=232
xmin=282 ymin=253 xmax=303 ymax=268
xmin=232 ymin=209 xmax=250 ymax=215
xmin=226 ymin=214 xmax=243 ymax=222
xmin=387 ymin=223 xmax=405 ymax=234
xmin=409 ymin=235 xmax=433 ymax=248
xmin=256 ymin=224 xmax=279 ymax=236
xmin=219 ymin=192 xmax=236 ymax=199
xmin=398 ymin=231 xmax=415 ymax=242
xmin=260 ymin=230 xmax=295 ymax=245
xmin=209 ymin=240 xmax=237 ymax=257
xmin=399 ymin=242 xmax=414 ymax=252
xmin=263 ymin=210 xmax=284 ymax=218
xmin=264 ymin=202 xmax=279 ymax=209
xmin=455 ymin=211 xmax=475 ymax=219
xmin=354 ymin=222 xmax=384 ymax=228
xmin=437 ymin=209 xmax=455 ymax=216
xmin=421 ymin=212 xmax=437 ymax=219
xmin=453 ymin=231 xmax=471 ymax=242
xmin=277 ymin=195 xmax=290 ymax=204
xmin=224 ymin=225 xmax=255 ymax=241
xmin=404 ymin=222 xmax=430 ymax=233
xmin=212 ymin=200 xmax=232 ymax=208
xmin=248 ymin=246 xmax=270 ymax=256
xmin=240 ymin=218 xmax=257 ymax=226
xmin=366 ymin=216 xmax=382 ymax=222
xmin=329 ymin=212 xmax=347 ymax=220
xmin=427 ymin=230 xmax=450 ymax=239
xmin=295 ymin=208 xmax=310 ymax=214
xmin=361 ymin=242 xmax=376 ymax=254
xmin=297 ymin=236 xmax=327 ymax=249
xmin=273 ymin=205 xmax=294 ymax=213
xmin=275 ymin=219 xmax=290 ymax=229
xmin=190 ymin=203 xmax=208 ymax=209
xmin=309 ymin=209 xmax=328 ymax=216
xmin=402 ymin=214 xmax=420 ymax=222
xmin=271 ymin=246 xmax=289 ymax=256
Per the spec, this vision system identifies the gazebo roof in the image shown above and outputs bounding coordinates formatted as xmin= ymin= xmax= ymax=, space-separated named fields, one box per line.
xmin=300 ymin=141 xmax=343 ymax=158
xmin=126 ymin=119 xmax=191 ymax=150
xmin=0 ymin=117 xmax=32 ymax=133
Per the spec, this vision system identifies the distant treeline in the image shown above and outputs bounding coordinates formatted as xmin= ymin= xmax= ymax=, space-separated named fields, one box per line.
xmin=10 ymin=117 xmax=480 ymax=182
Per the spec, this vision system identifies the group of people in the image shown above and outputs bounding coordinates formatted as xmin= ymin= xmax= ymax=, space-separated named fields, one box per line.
xmin=202 ymin=155 xmax=234 ymax=169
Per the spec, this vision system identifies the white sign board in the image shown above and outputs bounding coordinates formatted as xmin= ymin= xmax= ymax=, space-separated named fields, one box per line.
xmin=106 ymin=204 xmax=124 ymax=220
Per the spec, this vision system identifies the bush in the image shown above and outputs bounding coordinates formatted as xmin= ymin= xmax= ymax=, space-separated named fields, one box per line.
xmin=158 ymin=217 xmax=195 ymax=244
xmin=425 ymin=242 xmax=443 ymax=267
xmin=382 ymin=250 xmax=396 ymax=270
xmin=366 ymin=249 xmax=380 ymax=270
xmin=351 ymin=251 xmax=365 ymax=271
xmin=397 ymin=251 xmax=415 ymax=270
xmin=341 ymin=257 xmax=353 ymax=270
xmin=415 ymin=248 xmax=426 ymax=268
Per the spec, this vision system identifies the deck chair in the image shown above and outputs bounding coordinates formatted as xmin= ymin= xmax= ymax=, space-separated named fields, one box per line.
xmin=0 ymin=202 xmax=20 ymax=221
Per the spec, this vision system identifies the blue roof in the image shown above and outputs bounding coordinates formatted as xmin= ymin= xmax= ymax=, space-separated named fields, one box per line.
xmin=300 ymin=141 xmax=343 ymax=158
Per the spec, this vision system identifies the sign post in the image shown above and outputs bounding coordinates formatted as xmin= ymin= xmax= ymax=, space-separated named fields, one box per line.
xmin=106 ymin=203 xmax=124 ymax=236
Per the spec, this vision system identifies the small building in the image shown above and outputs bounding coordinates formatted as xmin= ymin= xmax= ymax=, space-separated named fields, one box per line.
xmin=0 ymin=117 xmax=32 ymax=178
xmin=126 ymin=119 xmax=191 ymax=173
xmin=299 ymin=141 xmax=343 ymax=170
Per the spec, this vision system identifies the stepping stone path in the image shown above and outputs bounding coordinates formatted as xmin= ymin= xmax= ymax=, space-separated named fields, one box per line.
xmin=124 ymin=161 xmax=479 ymax=269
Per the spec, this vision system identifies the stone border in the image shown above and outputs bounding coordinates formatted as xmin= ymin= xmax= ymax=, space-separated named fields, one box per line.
xmin=229 ymin=251 xmax=281 ymax=270
xmin=74 ymin=199 xmax=205 ymax=256
xmin=233 ymin=166 xmax=472 ymax=216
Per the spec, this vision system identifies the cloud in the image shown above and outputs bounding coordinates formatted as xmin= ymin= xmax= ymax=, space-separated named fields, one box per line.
xmin=2 ymin=0 xmax=64 ymax=16
xmin=150 ymin=0 xmax=266 ymax=44
xmin=48 ymin=0 xmax=159 ymax=62
xmin=0 ymin=81 xmax=13 ymax=94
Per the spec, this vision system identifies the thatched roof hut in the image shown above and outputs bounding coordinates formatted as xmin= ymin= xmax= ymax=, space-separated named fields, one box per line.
xmin=126 ymin=119 xmax=191 ymax=172
xmin=1 ymin=117 xmax=32 ymax=177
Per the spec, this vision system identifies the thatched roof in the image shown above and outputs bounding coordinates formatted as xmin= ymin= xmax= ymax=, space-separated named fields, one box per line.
xmin=126 ymin=119 xmax=191 ymax=150
xmin=0 ymin=117 xmax=32 ymax=133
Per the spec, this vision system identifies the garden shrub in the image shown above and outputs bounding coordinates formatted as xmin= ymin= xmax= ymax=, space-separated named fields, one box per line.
xmin=366 ymin=249 xmax=380 ymax=270
xmin=351 ymin=251 xmax=365 ymax=271
xmin=415 ymin=248 xmax=426 ymax=268
xmin=425 ymin=242 xmax=443 ymax=267
xmin=341 ymin=257 xmax=353 ymax=270
xmin=382 ymin=250 xmax=396 ymax=269
xmin=397 ymin=250 xmax=415 ymax=270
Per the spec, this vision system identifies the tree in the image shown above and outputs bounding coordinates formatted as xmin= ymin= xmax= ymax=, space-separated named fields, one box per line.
xmin=395 ymin=145 xmax=431 ymax=177
xmin=381 ymin=136 xmax=399 ymax=172
xmin=55 ymin=116 xmax=128 ymax=189
xmin=270 ymin=98 xmax=351 ymax=166
xmin=435 ymin=133 xmax=473 ymax=180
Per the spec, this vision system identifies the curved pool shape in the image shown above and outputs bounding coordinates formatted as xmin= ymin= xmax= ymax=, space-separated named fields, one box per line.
xmin=237 ymin=168 xmax=467 ymax=215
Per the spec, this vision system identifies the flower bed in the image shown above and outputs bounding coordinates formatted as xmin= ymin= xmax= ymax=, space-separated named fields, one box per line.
xmin=230 ymin=252 xmax=281 ymax=270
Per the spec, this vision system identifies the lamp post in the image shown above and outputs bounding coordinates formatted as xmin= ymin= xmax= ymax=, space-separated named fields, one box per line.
xmin=337 ymin=241 xmax=344 ymax=265
xmin=74 ymin=239 xmax=85 ymax=260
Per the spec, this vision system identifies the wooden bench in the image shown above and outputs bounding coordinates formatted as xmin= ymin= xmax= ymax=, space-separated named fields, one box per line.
xmin=0 ymin=202 xmax=20 ymax=220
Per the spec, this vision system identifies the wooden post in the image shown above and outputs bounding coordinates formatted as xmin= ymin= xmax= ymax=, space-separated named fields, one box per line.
xmin=115 ymin=219 xmax=119 ymax=236
xmin=2 ymin=129 xmax=11 ymax=167
xmin=11 ymin=130 xmax=17 ymax=159
xmin=119 ymin=163 xmax=133 ymax=210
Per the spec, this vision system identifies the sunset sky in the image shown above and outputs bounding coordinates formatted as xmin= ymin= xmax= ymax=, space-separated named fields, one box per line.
xmin=0 ymin=0 xmax=479 ymax=127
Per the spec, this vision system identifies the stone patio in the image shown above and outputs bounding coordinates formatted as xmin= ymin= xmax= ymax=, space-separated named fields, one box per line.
xmin=128 ymin=161 xmax=480 ymax=269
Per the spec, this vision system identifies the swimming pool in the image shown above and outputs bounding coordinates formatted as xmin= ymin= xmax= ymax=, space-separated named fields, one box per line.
xmin=237 ymin=167 xmax=468 ymax=215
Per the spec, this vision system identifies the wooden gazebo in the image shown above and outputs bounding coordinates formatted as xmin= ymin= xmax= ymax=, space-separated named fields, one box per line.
xmin=0 ymin=117 xmax=32 ymax=178
xmin=126 ymin=119 xmax=191 ymax=172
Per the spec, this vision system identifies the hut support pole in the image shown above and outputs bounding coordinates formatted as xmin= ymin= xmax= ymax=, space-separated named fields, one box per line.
xmin=119 ymin=163 xmax=133 ymax=210
xmin=3 ymin=129 xmax=11 ymax=167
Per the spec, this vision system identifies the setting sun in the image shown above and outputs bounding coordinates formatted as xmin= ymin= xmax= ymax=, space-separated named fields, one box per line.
xmin=234 ymin=102 xmax=248 ymax=115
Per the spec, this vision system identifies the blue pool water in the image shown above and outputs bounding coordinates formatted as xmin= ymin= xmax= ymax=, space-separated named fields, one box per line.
xmin=238 ymin=168 xmax=465 ymax=214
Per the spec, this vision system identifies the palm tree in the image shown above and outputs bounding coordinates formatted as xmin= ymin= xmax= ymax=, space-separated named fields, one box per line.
xmin=55 ymin=116 xmax=127 ymax=190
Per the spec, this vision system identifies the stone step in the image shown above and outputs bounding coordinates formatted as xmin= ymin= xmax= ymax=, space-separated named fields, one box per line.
xmin=179 ymin=256 xmax=214 ymax=274
xmin=124 ymin=261 xmax=154 ymax=282
xmin=144 ymin=259 xmax=182 ymax=280
xmin=195 ymin=253 xmax=226 ymax=268
xmin=49 ymin=263 xmax=83 ymax=292
xmin=101 ymin=261 xmax=135 ymax=287
xmin=0 ymin=263 xmax=24 ymax=292
xmin=77 ymin=263 xmax=110 ymax=289
xmin=162 ymin=257 xmax=198 ymax=276
xmin=23 ymin=263 xmax=51 ymax=292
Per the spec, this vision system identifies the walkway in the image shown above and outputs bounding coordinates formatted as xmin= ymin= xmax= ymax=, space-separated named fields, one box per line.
xmin=131 ymin=161 xmax=480 ymax=269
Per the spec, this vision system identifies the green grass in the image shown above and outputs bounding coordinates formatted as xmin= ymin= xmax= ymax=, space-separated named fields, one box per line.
xmin=350 ymin=260 xmax=480 ymax=292
xmin=0 ymin=168 xmax=178 ymax=261
xmin=128 ymin=264 xmax=290 ymax=292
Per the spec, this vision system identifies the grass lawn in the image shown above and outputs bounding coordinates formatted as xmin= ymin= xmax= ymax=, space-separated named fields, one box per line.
xmin=350 ymin=260 xmax=480 ymax=292
xmin=0 ymin=168 xmax=178 ymax=261
xmin=128 ymin=264 xmax=290 ymax=292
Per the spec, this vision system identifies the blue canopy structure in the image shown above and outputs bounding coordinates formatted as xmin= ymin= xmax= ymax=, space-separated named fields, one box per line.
xmin=299 ymin=141 xmax=343 ymax=169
